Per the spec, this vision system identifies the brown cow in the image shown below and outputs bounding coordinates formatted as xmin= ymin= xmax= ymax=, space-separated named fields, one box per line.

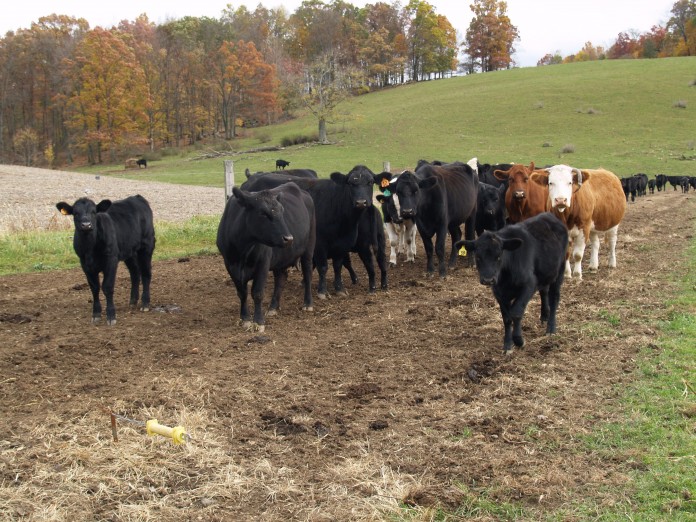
xmin=494 ymin=162 xmax=548 ymax=223
xmin=531 ymin=165 xmax=626 ymax=280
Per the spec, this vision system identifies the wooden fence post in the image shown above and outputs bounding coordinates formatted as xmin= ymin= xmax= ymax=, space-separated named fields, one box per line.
xmin=224 ymin=160 xmax=235 ymax=202
xmin=383 ymin=161 xmax=391 ymax=173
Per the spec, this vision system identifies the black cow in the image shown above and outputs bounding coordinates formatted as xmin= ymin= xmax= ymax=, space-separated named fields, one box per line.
xmin=476 ymin=182 xmax=506 ymax=236
xmin=680 ymin=177 xmax=690 ymax=193
xmin=477 ymin=161 xmax=514 ymax=187
xmin=245 ymin=168 xmax=317 ymax=179
xmin=655 ymin=174 xmax=667 ymax=192
xmin=647 ymin=179 xmax=656 ymax=194
xmin=689 ymin=177 xmax=696 ymax=191
xmin=275 ymin=159 xmax=290 ymax=170
xmin=241 ymin=165 xmax=379 ymax=298
xmin=621 ymin=176 xmax=638 ymax=202
xmin=455 ymin=212 xmax=568 ymax=354
xmin=633 ymin=173 xmax=648 ymax=196
xmin=341 ymin=205 xmax=388 ymax=292
xmin=666 ymin=175 xmax=684 ymax=191
xmin=56 ymin=195 xmax=155 ymax=325
xmin=216 ymin=183 xmax=315 ymax=332
xmin=414 ymin=161 xmax=479 ymax=277
xmin=136 ymin=158 xmax=147 ymax=168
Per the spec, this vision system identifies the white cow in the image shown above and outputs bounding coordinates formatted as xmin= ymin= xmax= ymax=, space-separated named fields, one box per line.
xmin=531 ymin=164 xmax=626 ymax=279
xmin=377 ymin=174 xmax=417 ymax=266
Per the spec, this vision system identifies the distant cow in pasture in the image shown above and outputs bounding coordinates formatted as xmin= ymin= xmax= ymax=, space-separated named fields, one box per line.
xmin=633 ymin=173 xmax=648 ymax=196
xmin=56 ymin=195 xmax=155 ymax=325
xmin=476 ymin=182 xmax=507 ymax=236
xmin=216 ymin=183 xmax=315 ymax=332
xmin=136 ymin=158 xmax=147 ymax=168
xmin=666 ymin=175 xmax=684 ymax=191
xmin=680 ymin=177 xmax=690 ymax=193
xmin=241 ymin=165 xmax=380 ymax=298
xmin=414 ymin=161 xmax=479 ymax=276
xmin=621 ymin=176 xmax=638 ymax=202
xmin=456 ymin=212 xmax=568 ymax=354
xmin=531 ymin=165 xmax=626 ymax=279
xmin=655 ymin=174 xmax=667 ymax=192
xmin=647 ymin=179 xmax=656 ymax=194
xmin=494 ymin=162 xmax=548 ymax=223
xmin=275 ymin=159 xmax=290 ymax=170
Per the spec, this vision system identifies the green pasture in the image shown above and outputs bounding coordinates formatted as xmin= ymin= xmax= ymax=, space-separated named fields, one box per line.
xmin=77 ymin=57 xmax=696 ymax=185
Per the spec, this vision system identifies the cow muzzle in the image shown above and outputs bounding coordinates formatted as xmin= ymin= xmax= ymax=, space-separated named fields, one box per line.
xmin=282 ymin=235 xmax=294 ymax=246
xmin=79 ymin=222 xmax=94 ymax=231
xmin=554 ymin=198 xmax=568 ymax=212
xmin=513 ymin=191 xmax=525 ymax=200
xmin=480 ymin=276 xmax=496 ymax=286
xmin=401 ymin=209 xmax=415 ymax=219
xmin=354 ymin=200 xmax=369 ymax=209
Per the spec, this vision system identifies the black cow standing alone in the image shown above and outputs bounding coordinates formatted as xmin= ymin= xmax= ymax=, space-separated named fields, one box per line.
xmin=456 ymin=212 xmax=568 ymax=354
xmin=275 ymin=159 xmax=290 ymax=170
xmin=136 ymin=158 xmax=147 ymax=168
xmin=217 ymin=183 xmax=315 ymax=332
xmin=56 ymin=195 xmax=155 ymax=325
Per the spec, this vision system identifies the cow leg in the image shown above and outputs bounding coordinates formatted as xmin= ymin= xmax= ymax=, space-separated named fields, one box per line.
xmin=435 ymin=228 xmax=447 ymax=278
xmin=588 ymin=230 xmax=601 ymax=272
xmin=315 ymin=252 xmax=329 ymax=299
xmin=124 ymin=257 xmax=141 ymax=308
xmin=570 ymin=229 xmax=586 ymax=279
xmin=342 ymin=255 xmax=359 ymax=285
xmin=497 ymin=300 xmax=514 ymax=353
xmin=138 ymin=248 xmax=153 ymax=311
xmin=101 ymin=261 xmax=118 ymax=325
xmin=250 ymin=272 xmax=268 ymax=332
xmin=405 ymin=221 xmax=417 ymax=263
xmin=300 ymin=252 xmax=314 ymax=311
xmin=605 ymin=225 xmax=620 ymax=268
xmin=268 ymin=268 xmax=288 ymax=316
xmin=332 ymin=257 xmax=348 ymax=296
xmin=385 ymin=223 xmax=399 ymax=266
xmin=538 ymin=286 xmax=550 ymax=324
xmin=447 ymin=223 xmax=463 ymax=269
xmin=418 ymin=225 xmax=436 ymax=276
xmin=509 ymin=285 xmax=536 ymax=349
xmin=84 ymin=269 xmax=102 ymax=324
xmin=546 ymin=277 xmax=563 ymax=334
xmin=461 ymin=214 xmax=476 ymax=267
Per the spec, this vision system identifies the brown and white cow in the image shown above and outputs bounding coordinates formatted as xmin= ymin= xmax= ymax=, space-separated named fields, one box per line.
xmin=531 ymin=165 xmax=626 ymax=279
xmin=494 ymin=162 xmax=549 ymax=223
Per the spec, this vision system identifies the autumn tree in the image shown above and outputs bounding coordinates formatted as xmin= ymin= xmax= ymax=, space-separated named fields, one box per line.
xmin=66 ymin=27 xmax=148 ymax=163
xmin=215 ymin=40 xmax=279 ymax=139
xmin=13 ymin=127 xmax=39 ymax=165
xmin=669 ymin=0 xmax=696 ymax=55
xmin=406 ymin=0 xmax=458 ymax=80
xmin=537 ymin=52 xmax=563 ymax=66
xmin=463 ymin=0 xmax=519 ymax=72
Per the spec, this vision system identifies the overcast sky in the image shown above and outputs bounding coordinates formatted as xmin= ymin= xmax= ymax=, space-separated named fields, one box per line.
xmin=0 ymin=1 xmax=677 ymax=67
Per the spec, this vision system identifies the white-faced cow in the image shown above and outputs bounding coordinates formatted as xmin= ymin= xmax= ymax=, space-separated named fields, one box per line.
xmin=375 ymin=171 xmax=418 ymax=266
xmin=531 ymin=165 xmax=626 ymax=279
xmin=240 ymin=165 xmax=380 ymax=298
xmin=56 ymin=195 xmax=155 ymax=325
xmin=456 ymin=212 xmax=568 ymax=354
xmin=414 ymin=161 xmax=479 ymax=277
xmin=216 ymin=183 xmax=315 ymax=332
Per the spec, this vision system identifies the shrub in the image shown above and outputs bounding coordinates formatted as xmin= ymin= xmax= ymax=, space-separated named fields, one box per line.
xmin=280 ymin=134 xmax=318 ymax=147
xmin=561 ymin=144 xmax=576 ymax=154
xmin=673 ymin=100 xmax=687 ymax=109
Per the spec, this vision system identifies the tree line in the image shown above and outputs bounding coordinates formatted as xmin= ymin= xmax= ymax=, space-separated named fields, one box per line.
xmin=0 ymin=0 xmax=692 ymax=167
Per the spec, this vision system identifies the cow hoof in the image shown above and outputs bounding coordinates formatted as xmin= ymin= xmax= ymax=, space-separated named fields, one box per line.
xmin=513 ymin=336 xmax=524 ymax=347
xmin=317 ymin=293 xmax=328 ymax=300
xmin=241 ymin=320 xmax=253 ymax=330
xmin=503 ymin=348 xmax=514 ymax=356
xmin=266 ymin=309 xmax=278 ymax=317
xmin=91 ymin=317 xmax=101 ymax=325
xmin=141 ymin=305 xmax=150 ymax=312
xmin=389 ymin=262 xmax=397 ymax=268
xmin=107 ymin=318 xmax=117 ymax=326
xmin=336 ymin=290 xmax=349 ymax=297
xmin=255 ymin=324 xmax=265 ymax=333
xmin=302 ymin=306 xmax=314 ymax=312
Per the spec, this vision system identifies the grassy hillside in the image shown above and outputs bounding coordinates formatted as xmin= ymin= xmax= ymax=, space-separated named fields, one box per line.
xmin=78 ymin=57 xmax=696 ymax=185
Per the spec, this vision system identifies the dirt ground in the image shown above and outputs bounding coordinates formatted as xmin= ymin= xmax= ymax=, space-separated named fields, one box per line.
xmin=0 ymin=173 xmax=694 ymax=521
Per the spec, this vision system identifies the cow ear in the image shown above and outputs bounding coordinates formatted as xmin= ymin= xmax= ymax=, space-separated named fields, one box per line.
xmin=493 ymin=168 xmax=509 ymax=181
xmin=574 ymin=169 xmax=589 ymax=186
xmin=330 ymin=172 xmax=348 ymax=184
xmin=374 ymin=172 xmax=392 ymax=190
xmin=56 ymin=202 xmax=73 ymax=215
xmin=244 ymin=168 xmax=251 ymax=178
xmin=502 ymin=238 xmax=523 ymax=251
xmin=96 ymin=200 xmax=112 ymax=212
xmin=232 ymin=186 xmax=252 ymax=207
xmin=375 ymin=194 xmax=386 ymax=204
xmin=530 ymin=172 xmax=548 ymax=186
xmin=455 ymin=239 xmax=476 ymax=254
xmin=418 ymin=177 xmax=438 ymax=190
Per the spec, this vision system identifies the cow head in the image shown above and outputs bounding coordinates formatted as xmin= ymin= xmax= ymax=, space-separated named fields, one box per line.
xmin=232 ymin=186 xmax=293 ymax=247
xmin=531 ymin=164 xmax=589 ymax=212
xmin=56 ymin=197 xmax=111 ymax=233
xmin=497 ymin=162 xmax=535 ymax=203
xmin=478 ymin=183 xmax=503 ymax=217
xmin=393 ymin=170 xmax=425 ymax=221
xmin=330 ymin=165 xmax=376 ymax=209
xmin=456 ymin=233 xmax=522 ymax=286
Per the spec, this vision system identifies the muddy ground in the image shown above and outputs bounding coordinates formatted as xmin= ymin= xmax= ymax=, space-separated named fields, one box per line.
xmin=0 ymin=186 xmax=694 ymax=521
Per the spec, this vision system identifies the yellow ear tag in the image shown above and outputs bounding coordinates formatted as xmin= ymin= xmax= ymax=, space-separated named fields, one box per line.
xmin=458 ymin=245 xmax=467 ymax=256
xmin=60 ymin=208 xmax=69 ymax=215
xmin=380 ymin=178 xmax=390 ymax=188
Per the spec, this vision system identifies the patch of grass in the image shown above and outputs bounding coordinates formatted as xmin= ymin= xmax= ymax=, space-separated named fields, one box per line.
xmin=0 ymin=216 xmax=219 ymax=275
xmin=598 ymin=309 xmax=621 ymax=326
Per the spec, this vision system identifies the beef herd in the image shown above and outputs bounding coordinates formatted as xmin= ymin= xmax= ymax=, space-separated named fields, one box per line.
xmin=56 ymin=159 xmax=683 ymax=352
